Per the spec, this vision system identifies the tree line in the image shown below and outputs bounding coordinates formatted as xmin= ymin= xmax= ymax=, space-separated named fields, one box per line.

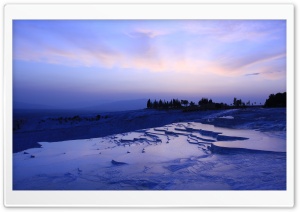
xmin=146 ymin=97 xmax=231 ymax=111
xmin=146 ymin=92 xmax=286 ymax=111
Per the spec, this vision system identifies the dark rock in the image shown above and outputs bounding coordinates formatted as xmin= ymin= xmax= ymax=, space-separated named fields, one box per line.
xmin=111 ymin=160 xmax=127 ymax=166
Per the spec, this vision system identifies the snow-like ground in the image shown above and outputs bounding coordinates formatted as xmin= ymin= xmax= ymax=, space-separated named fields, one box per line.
xmin=13 ymin=108 xmax=286 ymax=190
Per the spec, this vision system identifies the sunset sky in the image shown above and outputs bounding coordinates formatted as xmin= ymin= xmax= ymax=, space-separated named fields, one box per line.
xmin=13 ymin=20 xmax=286 ymax=109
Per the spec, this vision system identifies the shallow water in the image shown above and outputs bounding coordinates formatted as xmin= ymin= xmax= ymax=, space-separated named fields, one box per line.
xmin=13 ymin=121 xmax=286 ymax=190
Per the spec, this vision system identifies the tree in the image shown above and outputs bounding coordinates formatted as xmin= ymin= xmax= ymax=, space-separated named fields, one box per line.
xmin=264 ymin=92 xmax=286 ymax=107
xmin=169 ymin=99 xmax=174 ymax=108
xmin=164 ymin=100 xmax=169 ymax=109
xmin=236 ymin=99 xmax=242 ymax=107
xmin=190 ymin=101 xmax=195 ymax=107
xmin=158 ymin=99 xmax=163 ymax=108
xmin=153 ymin=100 xmax=158 ymax=109
xmin=233 ymin=98 xmax=243 ymax=107
xmin=147 ymin=99 xmax=152 ymax=108
xmin=215 ymin=103 xmax=223 ymax=109
xmin=199 ymin=98 xmax=209 ymax=106
xmin=175 ymin=99 xmax=182 ymax=108
xmin=233 ymin=97 xmax=237 ymax=107
xmin=181 ymin=100 xmax=189 ymax=107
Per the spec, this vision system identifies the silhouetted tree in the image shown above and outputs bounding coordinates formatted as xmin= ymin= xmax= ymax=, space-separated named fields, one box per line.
xmin=174 ymin=99 xmax=181 ymax=108
xmin=236 ymin=99 xmax=242 ymax=107
xmin=215 ymin=103 xmax=224 ymax=109
xmin=153 ymin=100 xmax=158 ymax=109
xmin=147 ymin=99 xmax=152 ymax=108
xmin=233 ymin=97 xmax=237 ymax=107
xmin=181 ymin=100 xmax=189 ymax=107
xmin=199 ymin=98 xmax=209 ymax=105
xmin=264 ymin=92 xmax=286 ymax=107
xmin=233 ymin=98 xmax=243 ymax=107
xmin=158 ymin=99 xmax=163 ymax=108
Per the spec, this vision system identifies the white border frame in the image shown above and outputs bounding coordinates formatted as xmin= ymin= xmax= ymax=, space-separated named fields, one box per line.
xmin=3 ymin=3 xmax=294 ymax=207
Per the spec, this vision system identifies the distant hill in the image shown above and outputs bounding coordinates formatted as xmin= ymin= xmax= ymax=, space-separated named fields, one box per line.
xmin=13 ymin=101 xmax=57 ymax=110
xmin=13 ymin=99 xmax=148 ymax=112
xmin=82 ymin=99 xmax=148 ymax=112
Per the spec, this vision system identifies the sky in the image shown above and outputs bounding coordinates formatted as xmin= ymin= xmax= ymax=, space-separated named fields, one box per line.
xmin=13 ymin=20 xmax=286 ymax=109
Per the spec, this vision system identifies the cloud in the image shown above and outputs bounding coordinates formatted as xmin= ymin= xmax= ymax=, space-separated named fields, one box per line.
xmin=186 ymin=50 xmax=286 ymax=82
xmin=258 ymin=63 xmax=286 ymax=80
xmin=14 ymin=40 xmax=286 ymax=81
xmin=244 ymin=73 xmax=260 ymax=76
xmin=13 ymin=20 xmax=286 ymax=81
xmin=126 ymin=29 xmax=167 ymax=39
xmin=219 ymin=51 xmax=284 ymax=69
xmin=236 ymin=53 xmax=286 ymax=70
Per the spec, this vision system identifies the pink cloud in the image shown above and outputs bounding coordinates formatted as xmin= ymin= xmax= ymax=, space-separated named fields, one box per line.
xmin=13 ymin=20 xmax=286 ymax=82
xmin=15 ymin=44 xmax=286 ymax=81
xmin=16 ymin=41 xmax=287 ymax=83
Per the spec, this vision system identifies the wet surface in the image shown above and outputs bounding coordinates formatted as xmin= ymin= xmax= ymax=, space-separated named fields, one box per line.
xmin=13 ymin=120 xmax=286 ymax=190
